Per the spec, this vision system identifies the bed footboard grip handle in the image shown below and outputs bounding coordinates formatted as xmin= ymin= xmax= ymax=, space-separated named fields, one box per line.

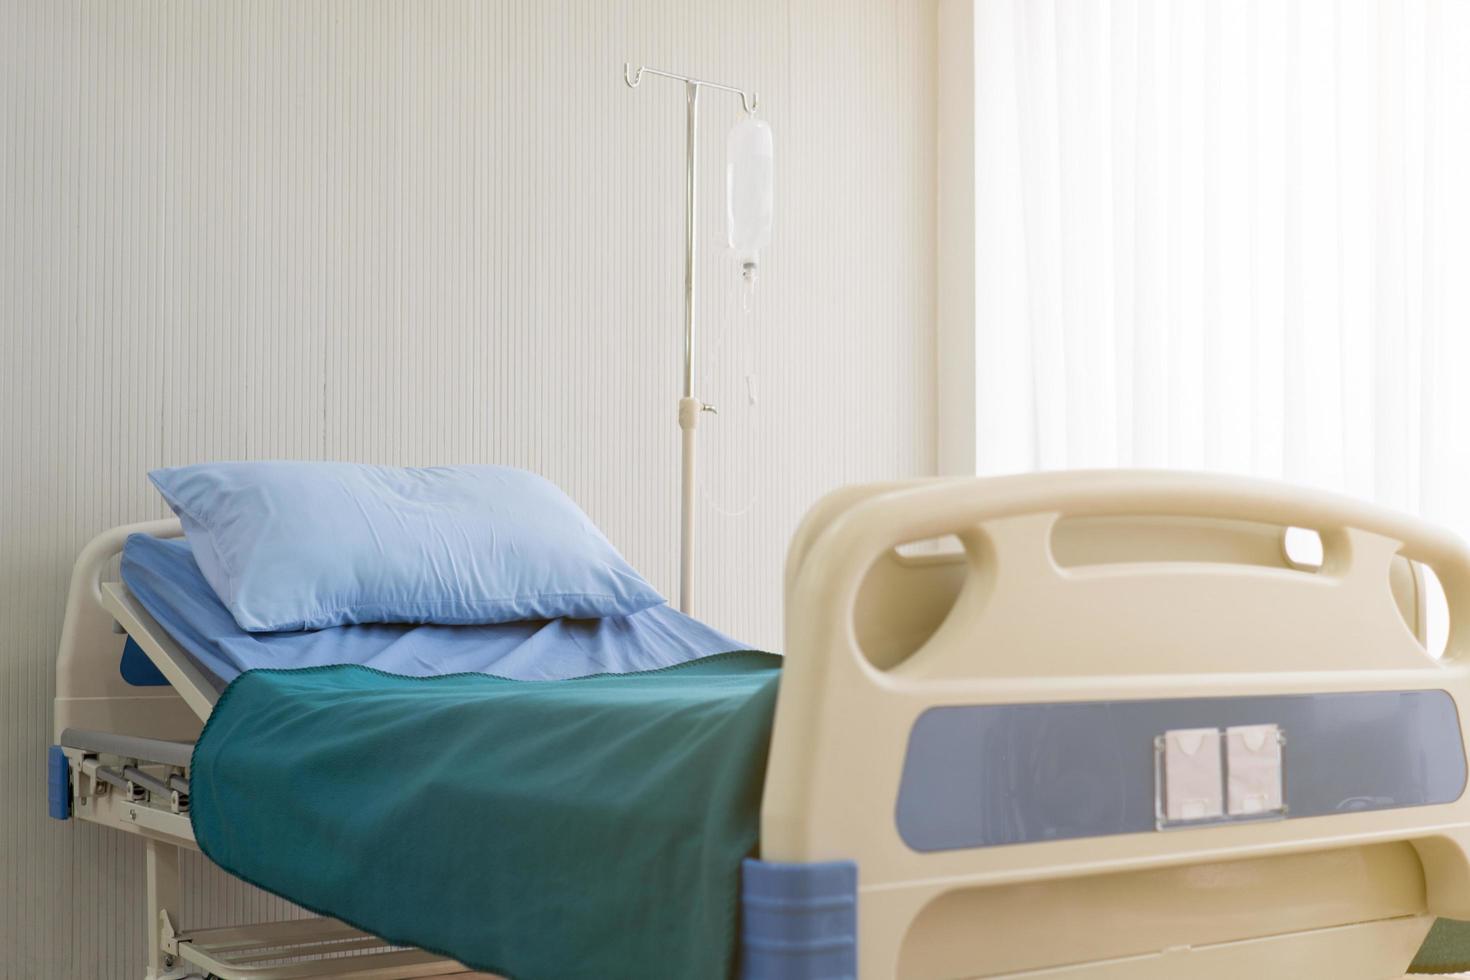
xmin=740 ymin=858 xmax=857 ymax=980
xmin=48 ymin=746 xmax=70 ymax=821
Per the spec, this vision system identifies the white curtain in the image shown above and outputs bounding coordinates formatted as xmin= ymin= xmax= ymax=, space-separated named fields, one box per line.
xmin=973 ymin=0 xmax=1470 ymax=536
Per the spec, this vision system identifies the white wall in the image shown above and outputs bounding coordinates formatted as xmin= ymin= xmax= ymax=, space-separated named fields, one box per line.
xmin=935 ymin=0 xmax=975 ymax=476
xmin=0 ymin=1 xmax=936 ymax=976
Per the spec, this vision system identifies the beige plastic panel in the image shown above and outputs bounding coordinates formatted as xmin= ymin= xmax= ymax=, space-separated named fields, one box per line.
xmin=969 ymin=915 xmax=1433 ymax=979
xmin=767 ymin=470 xmax=1470 ymax=979
xmin=53 ymin=518 xmax=201 ymax=743
xmin=101 ymin=581 xmax=220 ymax=719
xmin=898 ymin=842 xmax=1425 ymax=978
xmin=856 ymin=513 xmax=1427 ymax=670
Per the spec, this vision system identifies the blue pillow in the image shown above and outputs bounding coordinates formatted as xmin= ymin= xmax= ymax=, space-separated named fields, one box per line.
xmin=148 ymin=462 xmax=664 ymax=632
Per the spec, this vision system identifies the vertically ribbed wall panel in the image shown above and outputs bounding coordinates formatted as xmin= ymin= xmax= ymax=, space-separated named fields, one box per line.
xmin=0 ymin=2 xmax=936 ymax=976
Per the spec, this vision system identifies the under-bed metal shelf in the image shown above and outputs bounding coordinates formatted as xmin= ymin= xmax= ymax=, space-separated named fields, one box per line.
xmin=165 ymin=915 xmax=498 ymax=979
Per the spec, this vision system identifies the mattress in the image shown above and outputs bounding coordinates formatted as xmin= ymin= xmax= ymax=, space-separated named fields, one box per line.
xmin=120 ymin=534 xmax=749 ymax=685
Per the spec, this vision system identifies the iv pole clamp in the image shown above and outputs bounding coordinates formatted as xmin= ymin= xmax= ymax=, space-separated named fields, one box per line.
xmin=623 ymin=63 xmax=759 ymax=616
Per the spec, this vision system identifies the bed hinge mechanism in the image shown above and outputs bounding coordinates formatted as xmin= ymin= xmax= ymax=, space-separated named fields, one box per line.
xmin=160 ymin=909 xmax=181 ymax=956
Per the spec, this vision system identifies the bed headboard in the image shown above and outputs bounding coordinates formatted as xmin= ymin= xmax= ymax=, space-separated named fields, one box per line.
xmin=764 ymin=470 xmax=1470 ymax=976
xmin=53 ymin=518 xmax=201 ymax=743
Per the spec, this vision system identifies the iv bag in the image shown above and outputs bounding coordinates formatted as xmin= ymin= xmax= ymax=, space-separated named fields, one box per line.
xmin=727 ymin=115 xmax=773 ymax=282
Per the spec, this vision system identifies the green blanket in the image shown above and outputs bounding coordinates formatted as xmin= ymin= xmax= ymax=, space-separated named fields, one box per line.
xmin=190 ymin=652 xmax=781 ymax=980
xmin=1413 ymin=918 xmax=1470 ymax=974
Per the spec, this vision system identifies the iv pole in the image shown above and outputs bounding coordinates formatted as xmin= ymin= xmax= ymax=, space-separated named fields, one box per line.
xmin=623 ymin=63 xmax=759 ymax=616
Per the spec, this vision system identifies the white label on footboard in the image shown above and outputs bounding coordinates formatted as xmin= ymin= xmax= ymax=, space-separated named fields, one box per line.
xmin=1160 ymin=728 xmax=1224 ymax=823
xmin=1154 ymin=724 xmax=1287 ymax=830
xmin=1227 ymin=724 xmax=1285 ymax=816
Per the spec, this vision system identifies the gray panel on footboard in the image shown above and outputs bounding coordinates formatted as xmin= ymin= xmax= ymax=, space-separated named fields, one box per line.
xmin=896 ymin=689 xmax=1466 ymax=852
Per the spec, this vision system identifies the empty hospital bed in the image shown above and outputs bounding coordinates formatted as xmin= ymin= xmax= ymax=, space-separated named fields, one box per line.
xmin=49 ymin=470 xmax=1470 ymax=978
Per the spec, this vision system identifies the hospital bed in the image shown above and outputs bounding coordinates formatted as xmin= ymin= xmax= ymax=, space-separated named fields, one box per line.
xmin=49 ymin=470 xmax=1470 ymax=978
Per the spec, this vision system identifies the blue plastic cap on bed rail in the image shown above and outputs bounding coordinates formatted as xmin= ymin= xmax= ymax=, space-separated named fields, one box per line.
xmin=48 ymin=746 xmax=71 ymax=821
xmin=119 ymin=636 xmax=170 ymax=687
xmin=740 ymin=858 xmax=857 ymax=980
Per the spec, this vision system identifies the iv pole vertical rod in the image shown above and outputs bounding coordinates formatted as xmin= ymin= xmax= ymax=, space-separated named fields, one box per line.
xmin=684 ymin=81 xmax=699 ymax=402
xmin=678 ymin=81 xmax=701 ymax=615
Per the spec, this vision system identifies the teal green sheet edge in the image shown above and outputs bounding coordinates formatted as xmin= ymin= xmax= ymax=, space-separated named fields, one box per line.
xmin=189 ymin=651 xmax=782 ymax=980
xmin=1412 ymin=918 xmax=1470 ymax=974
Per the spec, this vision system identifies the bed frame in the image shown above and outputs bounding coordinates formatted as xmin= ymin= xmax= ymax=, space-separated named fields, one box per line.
xmin=52 ymin=471 xmax=1470 ymax=979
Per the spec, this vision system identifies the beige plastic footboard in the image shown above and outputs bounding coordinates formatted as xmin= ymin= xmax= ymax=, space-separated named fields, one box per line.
xmin=764 ymin=470 xmax=1470 ymax=979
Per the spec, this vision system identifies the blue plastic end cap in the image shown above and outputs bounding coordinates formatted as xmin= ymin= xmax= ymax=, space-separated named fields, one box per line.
xmin=740 ymin=857 xmax=857 ymax=980
xmin=120 ymin=636 xmax=170 ymax=686
xmin=48 ymin=746 xmax=71 ymax=821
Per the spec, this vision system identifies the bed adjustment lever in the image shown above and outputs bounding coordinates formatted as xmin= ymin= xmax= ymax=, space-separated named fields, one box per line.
xmin=122 ymin=765 xmax=189 ymax=813
xmin=94 ymin=765 xmax=147 ymax=802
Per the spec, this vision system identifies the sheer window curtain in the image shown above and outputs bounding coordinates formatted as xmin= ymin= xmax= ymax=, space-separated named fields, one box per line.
xmin=970 ymin=0 xmax=1470 ymax=539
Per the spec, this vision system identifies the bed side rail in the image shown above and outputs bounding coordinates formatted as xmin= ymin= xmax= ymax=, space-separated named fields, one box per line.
xmin=763 ymin=470 xmax=1470 ymax=970
xmin=53 ymin=518 xmax=199 ymax=742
